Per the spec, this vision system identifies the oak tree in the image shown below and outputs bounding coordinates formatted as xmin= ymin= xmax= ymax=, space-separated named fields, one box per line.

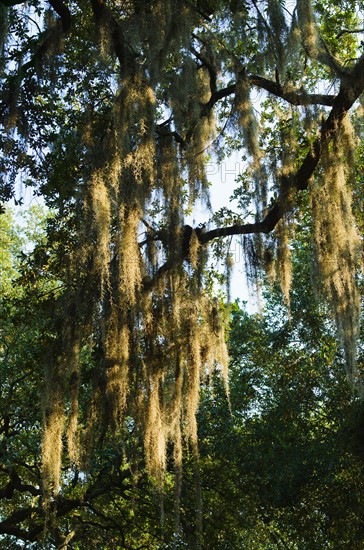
xmin=0 ymin=0 xmax=363 ymax=536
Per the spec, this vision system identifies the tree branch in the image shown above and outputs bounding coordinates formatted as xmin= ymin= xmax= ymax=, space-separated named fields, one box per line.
xmin=0 ymin=466 xmax=41 ymax=499
xmin=190 ymin=45 xmax=217 ymax=96
xmin=198 ymin=57 xmax=364 ymax=245
xmin=249 ymin=76 xmax=335 ymax=106
xmin=0 ymin=464 xmax=133 ymax=543
xmin=48 ymin=0 xmax=72 ymax=33
xmin=159 ymin=76 xmax=335 ymax=149
xmin=91 ymin=0 xmax=138 ymax=77
xmin=336 ymin=28 xmax=364 ymax=40
xmin=149 ymin=52 xmax=364 ymax=275
xmin=1 ymin=0 xmax=72 ymax=121
xmin=200 ymin=76 xmax=335 ymax=121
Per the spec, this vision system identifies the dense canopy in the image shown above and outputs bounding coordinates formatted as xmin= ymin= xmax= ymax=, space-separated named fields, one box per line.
xmin=0 ymin=0 xmax=364 ymax=547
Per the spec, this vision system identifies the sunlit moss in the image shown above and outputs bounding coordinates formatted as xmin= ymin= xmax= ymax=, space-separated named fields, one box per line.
xmin=297 ymin=0 xmax=320 ymax=59
xmin=32 ymin=0 xmax=362 ymax=507
xmin=310 ymin=115 xmax=361 ymax=387
xmin=39 ymin=0 xmax=229 ymax=500
xmin=235 ymin=72 xmax=261 ymax=167
xmin=276 ymin=219 xmax=292 ymax=309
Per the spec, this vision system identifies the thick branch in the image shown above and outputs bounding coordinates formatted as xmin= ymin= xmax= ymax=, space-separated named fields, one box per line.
xmin=0 ymin=507 xmax=41 ymax=540
xmin=0 ymin=465 xmax=133 ymax=543
xmin=208 ymin=76 xmax=335 ymax=107
xmin=199 ymin=57 xmax=364 ymax=245
xmin=337 ymin=28 xmax=364 ymax=39
xmin=154 ymin=53 xmax=364 ymax=258
xmin=160 ymin=77 xmax=335 ymax=148
xmin=146 ymin=62 xmax=364 ymax=290
xmin=91 ymin=0 xmax=138 ymax=77
xmin=0 ymin=466 xmax=41 ymax=499
xmin=201 ymin=77 xmax=335 ymax=118
xmin=48 ymin=0 xmax=71 ymax=33
xmin=190 ymin=45 xmax=217 ymax=96
xmin=249 ymin=76 xmax=335 ymax=106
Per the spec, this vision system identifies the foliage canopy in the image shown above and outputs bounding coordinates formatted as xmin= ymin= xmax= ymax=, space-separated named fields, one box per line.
xmin=0 ymin=0 xmax=364 ymax=546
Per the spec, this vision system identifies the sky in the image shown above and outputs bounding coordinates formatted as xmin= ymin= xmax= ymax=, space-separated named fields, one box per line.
xmin=185 ymin=151 xmax=257 ymax=307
